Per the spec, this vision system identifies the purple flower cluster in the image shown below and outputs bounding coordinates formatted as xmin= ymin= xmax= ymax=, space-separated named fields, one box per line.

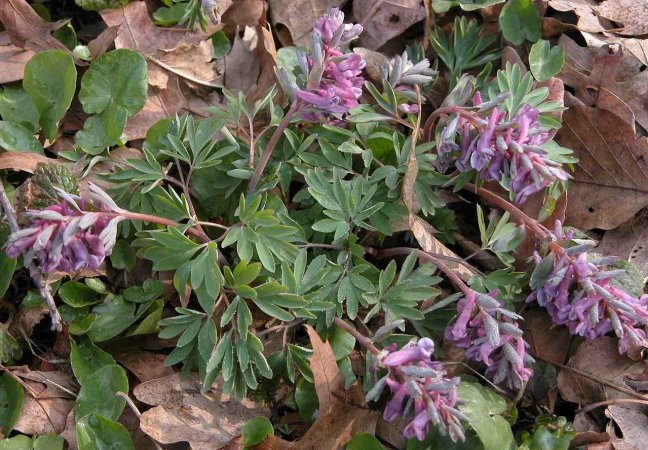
xmin=371 ymin=338 xmax=466 ymax=442
xmin=293 ymin=8 xmax=366 ymax=120
xmin=446 ymin=290 xmax=534 ymax=390
xmin=4 ymin=186 xmax=121 ymax=273
xmin=528 ymin=221 xmax=648 ymax=357
xmin=437 ymin=93 xmax=569 ymax=204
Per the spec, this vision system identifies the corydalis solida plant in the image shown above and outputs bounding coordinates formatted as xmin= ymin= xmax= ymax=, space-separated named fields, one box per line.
xmin=528 ymin=221 xmax=648 ymax=356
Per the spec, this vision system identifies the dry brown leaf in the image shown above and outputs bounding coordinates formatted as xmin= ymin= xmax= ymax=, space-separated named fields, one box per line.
xmin=557 ymin=337 xmax=645 ymax=405
xmin=0 ymin=151 xmax=60 ymax=173
xmin=597 ymin=208 xmax=648 ymax=278
xmin=0 ymin=32 xmax=34 ymax=84
xmin=124 ymin=70 xmax=188 ymax=140
xmin=353 ymin=47 xmax=389 ymax=84
xmin=524 ymin=309 xmax=571 ymax=366
xmin=559 ymin=36 xmax=648 ymax=132
xmin=222 ymin=0 xmax=265 ymax=26
xmin=115 ymin=351 xmax=175 ymax=383
xmin=152 ymin=40 xmax=225 ymax=88
xmin=268 ymin=0 xmax=343 ymax=46
xmin=606 ymin=405 xmax=648 ymax=450
xmin=594 ymin=0 xmax=648 ymax=36
xmin=101 ymin=1 xmax=214 ymax=54
xmin=261 ymin=325 xmax=378 ymax=450
xmin=304 ymin=325 xmax=344 ymax=414
xmin=87 ymin=25 xmax=120 ymax=59
xmin=354 ymin=0 xmax=426 ymax=50
xmin=12 ymin=368 xmax=76 ymax=435
xmin=134 ymin=372 xmax=269 ymax=449
xmin=0 ymin=0 xmax=74 ymax=55
xmin=547 ymin=0 xmax=610 ymax=33
xmin=557 ymin=94 xmax=648 ymax=230
xmin=581 ymin=32 xmax=648 ymax=66
xmin=225 ymin=27 xmax=261 ymax=94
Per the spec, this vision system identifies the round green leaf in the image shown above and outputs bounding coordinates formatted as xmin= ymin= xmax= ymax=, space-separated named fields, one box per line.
xmin=0 ymin=121 xmax=43 ymax=154
xmin=76 ymin=414 xmax=135 ymax=450
xmin=211 ymin=31 xmax=232 ymax=59
xmin=34 ymin=434 xmax=65 ymax=450
xmin=529 ymin=40 xmax=565 ymax=82
xmin=0 ymin=435 xmax=31 ymax=450
xmin=0 ymin=86 xmax=40 ymax=133
xmin=59 ymin=281 xmax=101 ymax=307
xmin=76 ymin=49 xmax=148 ymax=153
xmin=458 ymin=382 xmax=514 ymax=450
xmin=346 ymin=433 xmax=384 ymax=450
xmin=23 ymin=50 xmax=77 ymax=141
xmin=242 ymin=416 xmax=274 ymax=446
xmin=75 ymin=364 xmax=128 ymax=421
xmin=0 ymin=372 xmax=23 ymax=433
xmin=70 ymin=336 xmax=116 ymax=385
xmin=499 ymin=0 xmax=541 ymax=45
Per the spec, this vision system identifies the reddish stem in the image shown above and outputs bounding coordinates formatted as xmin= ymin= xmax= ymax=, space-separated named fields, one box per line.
xmin=247 ymin=102 xmax=300 ymax=193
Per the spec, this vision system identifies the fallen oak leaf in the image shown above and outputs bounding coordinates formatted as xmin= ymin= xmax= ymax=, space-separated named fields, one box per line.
xmin=0 ymin=32 xmax=34 ymax=84
xmin=134 ymin=372 xmax=269 ymax=449
xmin=556 ymin=94 xmax=648 ymax=230
xmin=558 ymin=35 xmax=648 ymax=132
xmin=267 ymin=0 xmax=343 ymax=46
xmin=256 ymin=325 xmax=378 ymax=450
xmin=597 ymin=208 xmax=648 ymax=277
xmin=0 ymin=151 xmax=60 ymax=173
xmin=304 ymin=324 xmax=344 ymax=414
xmin=594 ymin=0 xmax=648 ymax=36
xmin=354 ymin=0 xmax=427 ymax=50
xmin=0 ymin=0 xmax=75 ymax=55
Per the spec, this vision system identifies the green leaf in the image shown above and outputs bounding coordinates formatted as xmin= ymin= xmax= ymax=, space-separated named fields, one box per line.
xmin=0 ymin=372 xmax=24 ymax=433
xmin=0 ymin=225 xmax=16 ymax=297
xmin=87 ymin=295 xmax=137 ymax=342
xmin=33 ymin=434 xmax=65 ymax=450
xmin=70 ymin=336 xmax=116 ymax=385
xmin=23 ymin=50 xmax=77 ymax=141
xmin=328 ymin=326 xmax=356 ymax=361
xmin=499 ymin=0 xmax=541 ymax=45
xmin=76 ymin=49 xmax=148 ymax=153
xmin=432 ymin=0 xmax=505 ymax=13
xmin=346 ymin=433 xmax=384 ymax=449
xmin=458 ymin=382 xmax=514 ymax=450
xmin=74 ymin=0 xmax=129 ymax=11
xmin=0 ymin=121 xmax=43 ymax=153
xmin=0 ymin=436 xmax=31 ymax=450
xmin=211 ymin=30 xmax=232 ymax=59
xmin=111 ymin=239 xmax=137 ymax=270
xmin=59 ymin=281 xmax=101 ymax=307
xmin=75 ymin=364 xmax=128 ymax=421
xmin=529 ymin=40 xmax=565 ymax=82
xmin=242 ymin=416 xmax=274 ymax=447
xmin=77 ymin=414 xmax=135 ymax=450
xmin=0 ymin=86 xmax=39 ymax=132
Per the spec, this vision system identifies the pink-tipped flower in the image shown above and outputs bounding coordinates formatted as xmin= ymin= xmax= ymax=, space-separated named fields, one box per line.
xmin=437 ymin=94 xmax=569 ymax=204
xmin=368 ymin=338 xmax=466 ymax=443
xmin=291 ymin=9 xmax=366 ymax=120
xmin=528 ymin=221 xmax=648 ymax=357
xmin=4 ymin=184 xmax=122 ymax=274
xmin=446 ymin=290 xmax=534 ymax=390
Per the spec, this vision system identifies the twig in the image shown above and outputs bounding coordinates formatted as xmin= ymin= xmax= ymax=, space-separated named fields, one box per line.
xmin=117 ymin=391 xmax=164 ymax=450
xmin=576 ymin=398 xmax=648 ymax=415
xmin=247 ymin=102 xmax=300 ymax=193
xmin=532 ymin=354 xmax=648 ymax=401
xmin=333 ymin=317 xmax=380 ymax=355
xmin=0 ymin=181 xmax=63 ymax=331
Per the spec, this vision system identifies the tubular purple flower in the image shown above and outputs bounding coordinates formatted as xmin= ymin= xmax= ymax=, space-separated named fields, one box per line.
xmin=528 ymin=220 xmax=648 ymax=357
xmin=375 ymin=338 xmax=466 ymax=442
xmin=4 ymin=190 xmax=121 ymax=274
xmin=446 ymin=289 xmax=534 ymax=390
xmin=295 ymin=9 xmax=366 ymax=120
xmin=436 ymin=94 xmax=570 ymax=204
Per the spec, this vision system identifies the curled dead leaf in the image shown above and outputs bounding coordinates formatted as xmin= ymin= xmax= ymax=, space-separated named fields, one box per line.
xmin=354 ymin=0 xmax=426 ymax=50
xmin=0 ymin=32 xmax=35 ymax=83
xmin=0 ymin=151 xmax=60 ymax=173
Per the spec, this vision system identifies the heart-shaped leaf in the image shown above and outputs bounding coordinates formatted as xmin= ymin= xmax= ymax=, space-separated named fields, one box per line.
xmin=75 ymin=364 xmax=128 ymax=421
xmin=77 ymin=414 xmax=135 ymax=450
xmin=529 ymin=40 xmax=565 ymax=82
xmin=499 ymin=0 xmax=541 ymax=45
